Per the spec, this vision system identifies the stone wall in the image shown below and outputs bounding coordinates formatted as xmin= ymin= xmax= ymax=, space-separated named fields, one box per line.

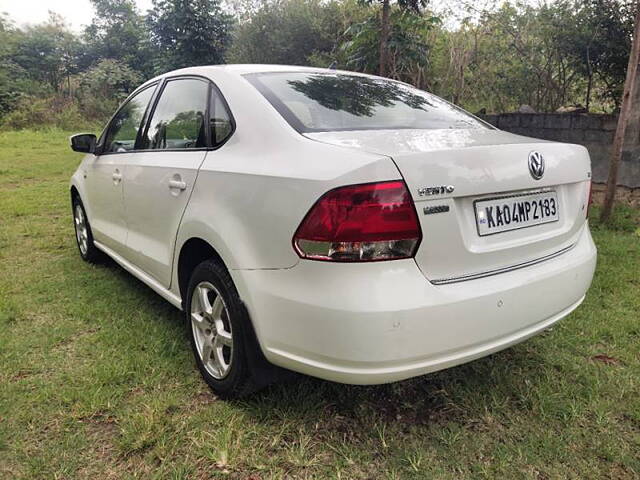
xmin=591 ymin=183 xmax=640 ymax=208
xmin=478 ymin=113 xmax=640 ymax=188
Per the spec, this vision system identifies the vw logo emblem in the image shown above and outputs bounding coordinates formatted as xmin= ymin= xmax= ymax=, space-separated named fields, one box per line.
xmin=528 ymin=151 xmax=545 ymax=180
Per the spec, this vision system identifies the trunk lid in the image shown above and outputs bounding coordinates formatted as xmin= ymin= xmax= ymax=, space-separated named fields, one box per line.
xmin=306 ymin=129 xmax=592 ymax=282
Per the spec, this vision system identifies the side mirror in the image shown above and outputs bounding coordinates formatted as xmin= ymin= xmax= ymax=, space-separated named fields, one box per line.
xmin=70 ymin=133 xmax=97 ymax=154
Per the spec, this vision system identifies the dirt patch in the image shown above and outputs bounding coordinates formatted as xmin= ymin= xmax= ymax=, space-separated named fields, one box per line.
xmin=52 ymin=327 xmax=100 ymax=352
xmin=7 ymin=370 xmax=38 ymax=382
xmin=75 ymin=413 xmax=126 ymax=480
xmin=591 ymin=354 xmax=622 ymax=366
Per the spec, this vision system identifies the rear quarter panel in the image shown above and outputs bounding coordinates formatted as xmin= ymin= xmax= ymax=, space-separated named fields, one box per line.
xmin=172 ymin=69 xmax=401 ymax=294
xmin=174 ymin=135 xmax=400 ymax=271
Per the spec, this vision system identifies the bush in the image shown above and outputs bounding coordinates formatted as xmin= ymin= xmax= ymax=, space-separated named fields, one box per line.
xmin=0 ymin=95 xmax=99 ymax=131
xmin=77 ymin=59 xmax=141 ymax=120
xmin=0 ymin=59 xmax=140 ymax=131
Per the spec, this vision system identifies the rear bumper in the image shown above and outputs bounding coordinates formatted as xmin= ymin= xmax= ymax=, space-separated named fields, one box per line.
xmin=235 ymin=225 xmax=597 ymax=384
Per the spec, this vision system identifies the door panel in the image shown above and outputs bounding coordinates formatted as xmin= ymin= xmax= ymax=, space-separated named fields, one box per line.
xmin=85 ymin=83 xmax=157 ymax=256
xmin=123 ymin=151 xmax=205 ymax=285
xmin=122 ymin=77 xmax=211 ymax=287
xmin=83 ymin=154 xmax=127 ymax=253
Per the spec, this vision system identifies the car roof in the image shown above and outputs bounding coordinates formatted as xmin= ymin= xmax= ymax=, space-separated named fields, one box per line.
xmin=141 ymin=64 xmax=380 ymax=87
xmin=203 ymin=64 xmax=336 ymax=74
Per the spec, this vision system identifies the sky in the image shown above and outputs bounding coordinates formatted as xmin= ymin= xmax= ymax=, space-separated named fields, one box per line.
xmin=0 ymin=0 xmax=154 ymax=31
xmin=0 ymin=0 xmax=548 ymax=32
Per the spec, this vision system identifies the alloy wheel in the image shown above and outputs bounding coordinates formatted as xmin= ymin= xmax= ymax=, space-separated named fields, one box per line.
xmin=74 ymin=204 xmax=89 ymax=256
xmin=190 ymin=281 xmax=233 ymax=379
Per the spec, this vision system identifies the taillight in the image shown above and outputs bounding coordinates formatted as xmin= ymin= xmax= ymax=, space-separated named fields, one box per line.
xmin=293 ymin=180 xmax=422 ymax=262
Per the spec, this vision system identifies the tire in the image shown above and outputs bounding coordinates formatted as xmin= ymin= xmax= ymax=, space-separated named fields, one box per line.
xmin=72 ymin=196 xmax=102 ymax=263
xmin=185 ymin=259 xmax=268 ymax=398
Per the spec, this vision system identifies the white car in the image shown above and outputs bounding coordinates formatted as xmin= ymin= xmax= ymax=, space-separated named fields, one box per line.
xmin=70 ymin=65 xmax=597 ymax=398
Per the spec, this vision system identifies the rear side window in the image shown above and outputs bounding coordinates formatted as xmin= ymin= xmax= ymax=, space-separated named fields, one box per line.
xmin=209 ymin=88 xmax=233 ymax=146
xmin=142 ymin=78 xmax=208 ymax=150
xmin=245 ymin=72 xmax=488 ymax=133
xmin=103 ymin=85 xmax=155 ymax=153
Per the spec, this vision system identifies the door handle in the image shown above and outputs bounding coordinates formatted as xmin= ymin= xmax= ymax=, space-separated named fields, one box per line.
xmin=112 ymin=170 xmax=122 ymax=183
xmin=168 ymin=179 xmax=187 ymax=190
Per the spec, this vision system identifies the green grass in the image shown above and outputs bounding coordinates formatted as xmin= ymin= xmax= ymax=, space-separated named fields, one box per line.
xmin=1 ymin=129 xmax=639 ymax=479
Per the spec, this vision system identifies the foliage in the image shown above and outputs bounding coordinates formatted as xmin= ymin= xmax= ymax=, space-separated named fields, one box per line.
xmin=552 ymin=0 xmax=636 ymax=109
xmin=0 ymin=96 xmax=90 ymax=131
xmin=146 ymin=0 xmax=234 ymax=73
xmin=358 ymin=0 xmax=428 ymax=75
xmin=0 ymin=15 xmax=25 ymax=115
xmin=82 ymin=0 xmax=152 ymax=76
xmin=0 ymin=58 xmax=140 ymax=132
xmin=77 ymin=59 xmax=142 ymax=120
xmin=228 ymin=0 xmax=353 ymax=67
xmin=9 ymin=13 xmax=81 ymax=93
xmin=78 ymin=59 xmax=142 ymax=98
xmin=0 ymin=0 xmax=636 ymax=128
xmin=342 ymin=8 xmax=439 ymax=87
xmin=428 ymin=1 xmax=634 ymax=113
xmin=430 ymin=4 xmax=572 ymax=112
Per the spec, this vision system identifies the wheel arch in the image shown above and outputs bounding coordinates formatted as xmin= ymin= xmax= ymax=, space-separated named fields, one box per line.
xmin=69 ymin=179 xmax=91 ymax=221
xmin=70 ymin=184 xmax=91 ymax=220
xmin=176 ymin=236 xmax=275 ymax=377
xmin=177 ymin=237 xmax=227 ymax=307
xmin=70 ymin=185 xmax=80 ymax=201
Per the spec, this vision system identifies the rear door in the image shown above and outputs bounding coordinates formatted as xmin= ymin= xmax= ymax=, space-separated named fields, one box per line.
xmin=122 ymin=77 xmax=211 ymax=287
xmin=84 ymin=84 xmax=156 ymax=254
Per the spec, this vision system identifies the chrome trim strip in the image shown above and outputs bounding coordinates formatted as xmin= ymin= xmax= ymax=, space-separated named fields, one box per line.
xmin=430 ymin=243 xmax=576 ymax=285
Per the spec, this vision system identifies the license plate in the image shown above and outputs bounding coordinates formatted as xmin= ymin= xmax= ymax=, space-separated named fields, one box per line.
xmin=474 ymin=191 xmax=559 ymax=236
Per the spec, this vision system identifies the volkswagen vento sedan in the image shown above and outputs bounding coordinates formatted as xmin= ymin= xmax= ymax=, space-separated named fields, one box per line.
xmin=69 ymin=65 xmax=597 ymax=398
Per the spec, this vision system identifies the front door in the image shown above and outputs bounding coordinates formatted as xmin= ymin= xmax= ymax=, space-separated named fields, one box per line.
xmin=123 ymin=78 xmax=210 ymax=287
xmin=85 ymin=84 xmax=156 ymax=254
xmin=83 ymin=154 xmax=127 ymax=253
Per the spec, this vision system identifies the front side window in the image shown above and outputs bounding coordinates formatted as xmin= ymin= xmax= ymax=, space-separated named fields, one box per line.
xmin=103 ymin=84 xmax=156 ymax=153
xmin=142 ymin=78 xmax=208 ymax=150
xmin=245 ymin=72 xmax=488 ymax=133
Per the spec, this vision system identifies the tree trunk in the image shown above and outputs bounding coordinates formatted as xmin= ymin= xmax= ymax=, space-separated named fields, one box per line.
xmin=379 ymin=0 xmax=390 ymax=77
xmin=585 ymin=46 xmax=592 ymax=112
xmin=585 ymin=74 xmax=592 ymax=112
xmin=601 ymin=6 xmax=640 ymax=223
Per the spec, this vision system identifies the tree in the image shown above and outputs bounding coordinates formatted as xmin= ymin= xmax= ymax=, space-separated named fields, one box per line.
xmin=228 ymin=0 xmax=350 ymax=67
xmin=10 ymin=12 xmax=81 ymax=93
xmin=83 ymin=0 xmax=151 ymax=75
xmin=0 ymin=14 xmax=24 ymax=116
xmin=342 ymin=8 xmax=438 ymax=87
xmin=552 ymin=0 xmax=636 ymax=111
xmin=77 ymin=59 xmax=142 ymax=120
xmin=584 ymin=0 xmax=636 ymax=107
xmin=600 ymin=4 xmax=640 ymax=223
xmin=430 ymin=2 xmax=591 ymax=113
xmin=359 ymin=0 xmax=427 ymax=76
xmin=146 ymin=0 xmax=234 ymax=73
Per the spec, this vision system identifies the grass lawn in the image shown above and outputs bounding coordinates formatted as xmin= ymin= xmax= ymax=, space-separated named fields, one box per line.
xmin=0 ymin=129 xmax=639 ymax=479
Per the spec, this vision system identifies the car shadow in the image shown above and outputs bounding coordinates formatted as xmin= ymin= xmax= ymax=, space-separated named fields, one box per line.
xmin=235 ymin=344 xmax=549 ymax=428
xmin=96 ymin=256 xmax=552 ymax=430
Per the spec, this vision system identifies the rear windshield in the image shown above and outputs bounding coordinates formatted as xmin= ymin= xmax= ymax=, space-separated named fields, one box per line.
xmin=245 ymin=72 xmax=489 ymax=133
